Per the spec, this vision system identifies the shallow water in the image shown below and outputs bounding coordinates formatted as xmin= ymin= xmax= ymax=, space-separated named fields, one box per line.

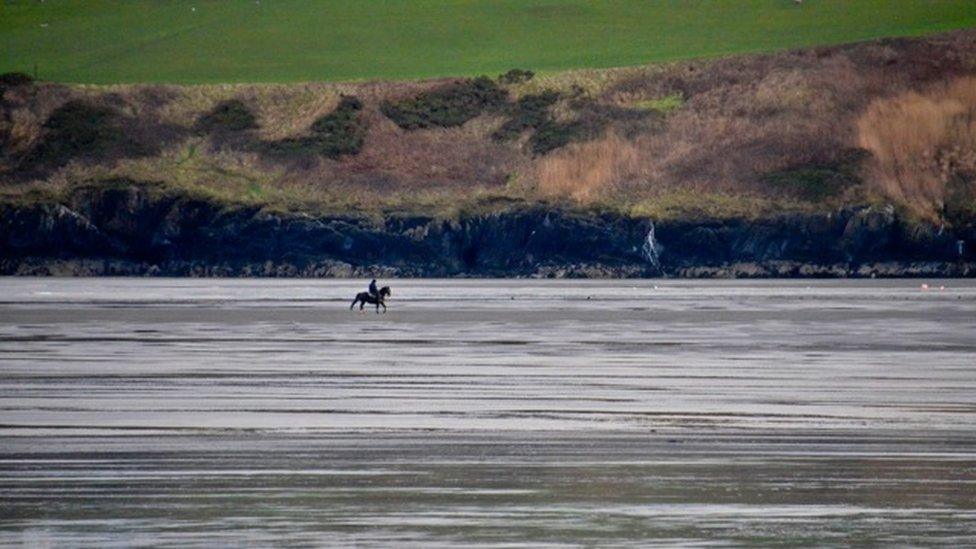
xmin=1 ymin=279 xmax=975 ymax=546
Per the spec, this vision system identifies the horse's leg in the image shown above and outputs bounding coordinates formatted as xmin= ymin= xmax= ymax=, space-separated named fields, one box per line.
xmin=350 ymin=297 xmax=358 ymax=310
xmin=381 ymin=301 xmax=387 ymax=313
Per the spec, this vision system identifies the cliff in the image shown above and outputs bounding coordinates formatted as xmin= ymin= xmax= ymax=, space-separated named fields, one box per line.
xmin=2 ymin=182 xmax=973 ymax=278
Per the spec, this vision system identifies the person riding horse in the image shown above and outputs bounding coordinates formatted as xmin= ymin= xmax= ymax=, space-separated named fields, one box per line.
xmin=351 ymin=280 xmax=391 ymax=313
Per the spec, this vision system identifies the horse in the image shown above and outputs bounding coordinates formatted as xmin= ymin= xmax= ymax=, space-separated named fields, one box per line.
xmin=350 ymin=286 xmax=391 ymax=313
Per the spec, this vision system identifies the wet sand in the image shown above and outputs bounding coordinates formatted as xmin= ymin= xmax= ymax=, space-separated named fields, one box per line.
xmin=1 ymin=279 xmax=975 ymax=546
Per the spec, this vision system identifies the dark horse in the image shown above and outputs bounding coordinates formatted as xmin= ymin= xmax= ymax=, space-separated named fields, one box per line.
xmin=350 ymin=286 xmax=391 ymax=313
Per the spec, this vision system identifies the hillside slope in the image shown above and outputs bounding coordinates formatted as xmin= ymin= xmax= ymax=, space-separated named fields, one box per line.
xmin=2 ymin=31 xmax=976 ymax=276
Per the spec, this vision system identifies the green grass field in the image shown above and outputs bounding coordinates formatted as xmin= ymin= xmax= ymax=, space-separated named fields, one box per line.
xmin=2 ymin=0 xmax=976 ymax=84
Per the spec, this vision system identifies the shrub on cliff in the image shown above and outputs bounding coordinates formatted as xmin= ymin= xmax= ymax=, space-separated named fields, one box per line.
xmin=310 ymin=95 xmax=363 ymax=135
xmin=498 ymin=69 xmax=535 ymax=85
xmin=762 ymin=148 xmax=869 ymax=201
xmin=195 ymin=99 xmax=257 ymax=133
xmin=496 ymin=93 xmax=654 ymax=155
xmin=262 ymin=95 xmax=366 ymax=159
xmin=307 ymin=94 xmax=367 ymax=158
xmin=26 ymin=101 xmax=131 ymax=166
xmin=530 ymin=119 xmax=588 ymax=155
xmin=0 ymin=72 xmax=33 ymax=96
xmin=492 ymin=91 xmax=560 ymax=142
xmin=944 ymin=172 xmax=976 ymax=226
xmin=381 ymin=77 xmax=507 ymax=129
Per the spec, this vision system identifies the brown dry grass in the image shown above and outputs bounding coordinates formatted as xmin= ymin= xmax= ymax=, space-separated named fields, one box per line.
xmin=858 ymin=77 xmax=976 ymax=220
xmin=530 ymin=132 xmax=641 ymax=202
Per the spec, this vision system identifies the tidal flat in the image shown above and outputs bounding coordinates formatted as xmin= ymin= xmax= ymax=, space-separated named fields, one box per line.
xmin=1 ymin=279 xmax=975 ymax=546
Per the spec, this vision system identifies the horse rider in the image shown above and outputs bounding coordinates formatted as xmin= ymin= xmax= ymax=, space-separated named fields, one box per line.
xmin=368 ymin=279 xmax=379 ymax=301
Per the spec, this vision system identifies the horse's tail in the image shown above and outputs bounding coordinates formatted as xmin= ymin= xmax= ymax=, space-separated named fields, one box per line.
xmin=350 ymin=294 xmax=360 ymax=310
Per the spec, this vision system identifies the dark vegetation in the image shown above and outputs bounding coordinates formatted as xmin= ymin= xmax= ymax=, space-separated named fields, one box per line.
xmin=195 ymin=99 xmax=257 ymax=133
xmin=498 ymin=69 xmax=535 ymax=85
xmin=945 ymin=171 xmax=976 ymax=225
xmin=25 ymin=101 xmax=152 ymax=169
xmin=0 ymin=73 xmax=32 ymax=163
xmin=762 ymin=148 xmax=869 ymax=201
xmin=0 ymin=72 xmax=33 ymax=94
xmin=530 ymin=120 xmax=589 ymax=155
xmin=381 ymin=77 xmax=507 ymax=129
xmin=492 ymin=90 xmax=652 ymax=155
xmin=493 ymin=91 xmax=559 ymax=142
xmin=261 ymin=95 xmax=366 ymax=159
xmin=34 ymin=101 xmax=122 ymax=160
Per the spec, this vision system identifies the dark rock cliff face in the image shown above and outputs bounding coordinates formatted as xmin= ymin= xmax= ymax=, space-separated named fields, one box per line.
xmin=1 ymin=183 xmax=974 ymax=277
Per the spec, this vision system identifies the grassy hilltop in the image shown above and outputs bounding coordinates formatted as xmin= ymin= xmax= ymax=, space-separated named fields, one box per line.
xmin=2 ymin=0 xmax=976 ymax=84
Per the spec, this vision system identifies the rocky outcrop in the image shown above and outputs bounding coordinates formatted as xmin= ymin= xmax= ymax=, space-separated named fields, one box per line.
xmin=1 ymin=182 xmax=974 ymax=277
xmin=655 ymin=206 xmax=975 ymax=277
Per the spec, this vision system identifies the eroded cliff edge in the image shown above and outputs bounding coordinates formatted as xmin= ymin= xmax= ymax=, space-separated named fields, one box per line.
xmin=2 ymin=182 xmax=974 ymax=278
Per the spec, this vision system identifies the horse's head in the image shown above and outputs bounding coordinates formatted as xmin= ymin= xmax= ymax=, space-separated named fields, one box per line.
xmin=379 ymin=286 xmax=391 ymax=298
